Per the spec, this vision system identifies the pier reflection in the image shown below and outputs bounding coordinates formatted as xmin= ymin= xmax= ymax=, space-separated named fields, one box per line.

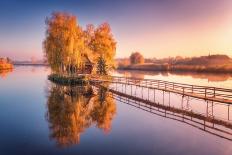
xmin=45 ymin=83 xmax=116 ymax=147
xmin=107 ymin=86 xmax=232 ymax=141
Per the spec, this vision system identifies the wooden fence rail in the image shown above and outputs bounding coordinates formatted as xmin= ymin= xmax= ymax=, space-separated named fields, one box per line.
xmin=91 ymin=76 xmax=232 ymax=104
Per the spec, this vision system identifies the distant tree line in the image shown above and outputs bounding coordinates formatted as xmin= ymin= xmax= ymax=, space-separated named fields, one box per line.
xmin=117 ymin=53 xmax=232 ymax=73
xmin=117 ymin=53 xmax=232 ymax=66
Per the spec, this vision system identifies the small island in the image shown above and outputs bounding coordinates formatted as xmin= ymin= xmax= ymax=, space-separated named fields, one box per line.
xmin=0 ymin=57 xmax=13 ymax=71
xmin=44 ymin=12 xmax=116 ymax=85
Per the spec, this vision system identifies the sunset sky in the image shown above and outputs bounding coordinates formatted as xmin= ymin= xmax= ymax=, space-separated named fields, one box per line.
xmin=0 ymin=0 xmax=232 ymax=60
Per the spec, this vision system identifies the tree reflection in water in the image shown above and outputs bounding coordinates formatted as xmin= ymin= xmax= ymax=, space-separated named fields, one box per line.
xmin=91 ymin=86 xmax=116 ymax=133
xmin=0 ymin=69 xmax=13 ymax=78
xmin=45 ymin=83 xmax=116 ymax=148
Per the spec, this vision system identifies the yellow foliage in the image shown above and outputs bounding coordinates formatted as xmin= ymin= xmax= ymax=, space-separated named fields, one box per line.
xmin=43 ymin=12 xmax=116 ymax=74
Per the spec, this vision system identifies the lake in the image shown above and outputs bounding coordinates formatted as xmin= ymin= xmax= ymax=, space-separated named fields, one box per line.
xmin=0 ymin=66 xmax=232 ymax=155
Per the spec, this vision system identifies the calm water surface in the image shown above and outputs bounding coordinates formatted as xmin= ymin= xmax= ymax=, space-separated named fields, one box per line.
xmin=114 ymin=70 xmax=232 ymax=89
xmin=0 ymin=66 xmax=232 ymax=155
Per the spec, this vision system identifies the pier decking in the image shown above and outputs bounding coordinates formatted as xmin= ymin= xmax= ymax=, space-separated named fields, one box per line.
xmin=91 ymin=76 xmax=232 ymax=104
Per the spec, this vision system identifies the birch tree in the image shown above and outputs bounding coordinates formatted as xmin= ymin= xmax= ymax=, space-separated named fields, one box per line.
xmin=43 ymin=12 xmax=85 ymax=74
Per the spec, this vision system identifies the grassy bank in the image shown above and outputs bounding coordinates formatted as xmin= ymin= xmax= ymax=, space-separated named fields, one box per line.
xmin=48 ymin=74 xmax=90 ymax=85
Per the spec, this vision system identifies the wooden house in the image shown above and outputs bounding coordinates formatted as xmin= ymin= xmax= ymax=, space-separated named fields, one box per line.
xmin=66 ymin=54 xmax=94 ymax=75
xmin=81 ymin=54 xmax=94 ymax=74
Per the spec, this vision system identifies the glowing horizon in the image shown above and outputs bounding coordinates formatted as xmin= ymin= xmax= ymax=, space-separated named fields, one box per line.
xmin=0 ymin=0 xmax=232 ymax=60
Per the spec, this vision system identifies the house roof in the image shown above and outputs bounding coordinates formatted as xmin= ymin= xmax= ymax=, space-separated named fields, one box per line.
xmin=82 ymin=54 xmax=94 ymax=64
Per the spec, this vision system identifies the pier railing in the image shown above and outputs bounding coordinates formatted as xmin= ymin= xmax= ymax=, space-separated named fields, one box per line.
xmin=91 ymin=76 xmax=232 ymax=104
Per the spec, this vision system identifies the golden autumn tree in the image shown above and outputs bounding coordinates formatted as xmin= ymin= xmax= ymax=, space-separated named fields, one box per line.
xmin=83 ymin=24 xmax=95 ymax=56
xmin=43 ymin=12 xmax=85 ymax=74
xmin=89 ymin=23 xmax=116 ymax=73
xmin=44 ymin=12 xmax=116 ymax=75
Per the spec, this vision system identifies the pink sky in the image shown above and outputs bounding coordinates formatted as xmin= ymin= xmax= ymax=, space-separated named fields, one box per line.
xmin=0 ymin=0 xmax=232 ymax=60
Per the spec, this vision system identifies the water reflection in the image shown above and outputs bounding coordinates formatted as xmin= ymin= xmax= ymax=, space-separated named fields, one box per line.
xmin=111 ymin=89 xmax=232 ymax=141
xmin=116 ymin=70 xmax=232 ymax=82
xmin=45 ymin=83 xmax=116 ymax=147
xmin=115 ymin=70 xmax=232 ymax=89
xmin=171 ymin=71 xmax=232 ymax=82
xmin=1 ymin=66 xmax=232 ymax=155
xmin=122 ymin=71 xmax=145 ymax=80
xmin=0 ymin=69 xmax=13 ymax=78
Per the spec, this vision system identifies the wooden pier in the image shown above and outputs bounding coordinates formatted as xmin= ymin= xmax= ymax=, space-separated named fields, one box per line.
xmin=92 ymin=84 xmax=232 ymax=141
xmin=90 ymin=75 xmax=232 ymax=141
xmin=91 ymin=76 xmax=232 ymax=104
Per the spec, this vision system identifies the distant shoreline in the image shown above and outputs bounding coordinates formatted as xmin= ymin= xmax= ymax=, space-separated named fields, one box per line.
xmin=118 ymin=65 xmax=232 ymax=74
xmin=10 ymin=64 xmax=232 ymax=74
xmin=117 ymin=54 xmax=232 ymax=74
xmin=13 ymin=63 xmax=49 ymax=66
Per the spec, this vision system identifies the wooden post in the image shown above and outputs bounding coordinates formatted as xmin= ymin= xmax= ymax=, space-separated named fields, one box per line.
xmin=148 ymin=88 xmax=149 ymax=101
xmin=212 ymin=101 xmax=214 ymax=117
xmin=191 ymin=110 xmax=193 ymax=121
xmin=204 ymin=120 xmax=206 ymax=131
xmin=125 ymin=83 xmax=126 ymax=94
xmin=205 ymin=88 xmax=207 ymax=99
xmin=131 ymin=84 xmax=132 ymax=95
xmin=142 ymin=86 xmax=143 ymax=99
xmin=135 ymin=85 xmax=137 ymax=96
xmin=228 ymin=105 xmax=230 ymax=120
xmin=213 ymin=88 xmax=216 ymax=98
xmin=181 ymin=96 xmax=183 ymax=109
xmin=154 ymin=89 xmax=156 ymax=102
xmin=163 ymin=91 xmax=164 ymax=105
